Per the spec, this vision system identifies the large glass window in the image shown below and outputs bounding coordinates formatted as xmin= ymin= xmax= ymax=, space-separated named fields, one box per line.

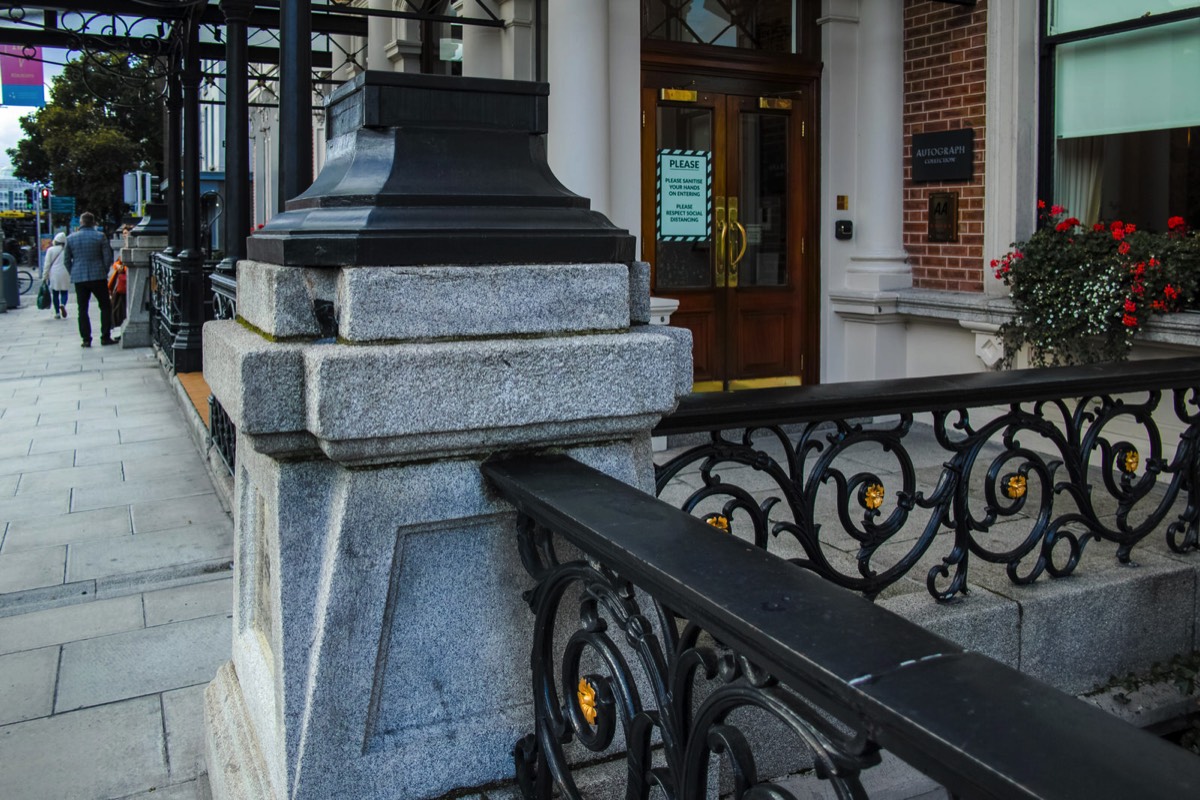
xmin=1045 ymin=7 xmax=1200 ymax=228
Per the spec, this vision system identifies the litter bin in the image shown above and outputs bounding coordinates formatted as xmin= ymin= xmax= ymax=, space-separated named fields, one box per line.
xmin=1 ymin=253 xmax=18 ymax=309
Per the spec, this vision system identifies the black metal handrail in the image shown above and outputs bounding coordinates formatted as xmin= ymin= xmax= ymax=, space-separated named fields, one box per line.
xmin=484 ymin=454 xmax=1200 ymax=799
xmin=652 ymin=359 xmax=1200 ymax=600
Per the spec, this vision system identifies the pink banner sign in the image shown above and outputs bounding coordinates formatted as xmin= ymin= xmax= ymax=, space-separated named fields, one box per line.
xmin=0 ymin=45 xmax=45 ymax=107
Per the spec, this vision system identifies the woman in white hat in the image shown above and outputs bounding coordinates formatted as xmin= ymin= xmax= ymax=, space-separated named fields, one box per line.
xmin=42 ymin=232 xmax=71 ymax=319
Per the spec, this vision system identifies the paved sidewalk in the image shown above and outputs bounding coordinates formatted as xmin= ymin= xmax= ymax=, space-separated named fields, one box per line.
xmin=0 ymin=300 xmax=233 ymax=800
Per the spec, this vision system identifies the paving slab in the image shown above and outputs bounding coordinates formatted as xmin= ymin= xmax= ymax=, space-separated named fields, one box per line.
xmin=28 ymin=428 xmax=122 ymax=456
xmin=0 ymin=696 xmax=169 ymax=800
xmin=0 ymin=593 xmax=144 ymax=655
xmin=74 ymin=435 xmax=200 ymax=468
xmin=67 ymin=525 xmax=234 ymax=582
xmin=118 ymin=421 xmax=193 ymax=445
xmin=0 ymin=486 xmax=71 ymax=523
xmin=3 ymin=505 xmax=132 ymax=551
xmin=163 ymin=684 xmax=208 ymax=781
xmin=0 ymin=449 xmax=76 ymax=478
xmin=0 ymin=545 xmax=65 ymax=593
xmin=72 ymin=473 xmax=216 ymax=513
xmin=0 ymin=646 xmax=58 ymax=725
xmin=55 ymin=613 xmax=231 ymax=712
xmin=144 ymin=577 xmax=234 ymax=627
xmin=131 ymin=493 xmax=232 ymax=535
xmin=15 ymin=463 xmax=120 ymax=495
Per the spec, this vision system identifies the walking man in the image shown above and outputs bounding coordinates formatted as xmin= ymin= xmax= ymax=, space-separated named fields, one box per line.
xmin=64 ymin=212 xmax=117 ymax=347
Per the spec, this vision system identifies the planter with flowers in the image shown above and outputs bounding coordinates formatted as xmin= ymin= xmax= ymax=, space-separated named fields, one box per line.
xmin=993 ymin=204 xmax=1200 ymax=366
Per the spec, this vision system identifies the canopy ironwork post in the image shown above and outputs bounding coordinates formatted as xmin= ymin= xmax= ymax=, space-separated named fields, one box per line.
xmin=164 ymin=52 xmax=182 ymax=255
xmin=175 ymin=16 xmax=205 ymax=372
xmin=220 ymin=0 xmax=253 ymax=271
xmin=278 ymin=0 xmax=313 ymax=211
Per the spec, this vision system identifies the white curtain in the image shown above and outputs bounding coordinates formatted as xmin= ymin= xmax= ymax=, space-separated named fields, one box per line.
xmin=1055 ymin=137 xmax=1104 ymax=225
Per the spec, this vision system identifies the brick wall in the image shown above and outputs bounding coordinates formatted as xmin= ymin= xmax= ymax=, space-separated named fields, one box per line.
xmin=903 ymin=0 xmax=988 ymax=292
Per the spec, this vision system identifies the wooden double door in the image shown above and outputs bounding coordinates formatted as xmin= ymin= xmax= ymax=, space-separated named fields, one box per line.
xmin=641 ymin=81 xmax=817 ymax=390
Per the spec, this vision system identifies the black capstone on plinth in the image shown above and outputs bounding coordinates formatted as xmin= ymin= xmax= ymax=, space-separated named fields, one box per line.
xmin=247 ymin=72 xmax=635 ymax=266
xmin=132 ymin=203 xmax=169 ymax=236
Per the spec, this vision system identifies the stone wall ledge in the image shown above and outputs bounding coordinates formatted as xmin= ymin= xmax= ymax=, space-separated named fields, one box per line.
xmin=832 ymin=287 xmax=1200 ymax=350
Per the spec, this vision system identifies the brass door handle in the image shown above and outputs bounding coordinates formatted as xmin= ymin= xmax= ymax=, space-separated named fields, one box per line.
xmin=715 ymin=197 xmax=727 ymax=288
xmin=728 ymin=198 xmax=747 ymax=288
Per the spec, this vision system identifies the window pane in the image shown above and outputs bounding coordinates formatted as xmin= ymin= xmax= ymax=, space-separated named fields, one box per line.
xmin=642 ymin=0 xmax=797 ymax=54
xmin=1056 ymin=19 xmax=1200 ymax=138
xmin=1049 ymin=0 xmax=1200 ymax=36
xmin=738 ymin=111 xmax=788 ymax=287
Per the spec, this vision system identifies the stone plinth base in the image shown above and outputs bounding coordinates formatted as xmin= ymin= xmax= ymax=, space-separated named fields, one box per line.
xmin=118 ymin=233 xmax=166 ymax=349
xmin=201 ymin=256 xmax=691 ymax=800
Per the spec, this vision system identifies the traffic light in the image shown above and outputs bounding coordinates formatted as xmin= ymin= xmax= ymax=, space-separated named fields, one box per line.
xmin=40 ymin=188 xmax=49 ymax=203
xmin=23 ymin=189 xmax=32 ymax=207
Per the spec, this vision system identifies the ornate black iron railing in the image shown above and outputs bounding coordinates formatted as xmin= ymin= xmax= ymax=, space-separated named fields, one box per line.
xmin=150 ymin=251 xmax=183 ymax=368
xmin=652 ymin=359 xmax=1200 ymax=601
xmin=484 ymin=454 xmax=1200 ymax=799
xmin=207 ymin=268 xmax=238 ymax=475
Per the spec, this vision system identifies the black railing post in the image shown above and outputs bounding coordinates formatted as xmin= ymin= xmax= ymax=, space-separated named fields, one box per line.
xmin=219 ymin=0 xmax=253 ymax=271
xmin=278 ymin=0 xmax=312 ymax=211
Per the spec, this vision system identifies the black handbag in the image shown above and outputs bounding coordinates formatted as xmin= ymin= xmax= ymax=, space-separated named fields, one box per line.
xmin=36 ymin=281 xmax=50 ymax=310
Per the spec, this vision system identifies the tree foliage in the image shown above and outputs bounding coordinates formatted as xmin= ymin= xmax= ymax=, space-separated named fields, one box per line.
xmin=7 ymin=53 xmax=163 ymax=224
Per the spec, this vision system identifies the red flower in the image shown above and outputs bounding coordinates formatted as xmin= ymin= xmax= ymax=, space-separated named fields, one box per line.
xmin=1050 ymin=204 xmax=1065 ymax=216
xmin=1165 ymin=284 xmax=1180 ymax=300
xmin=1055 ymin=221 xmax=1070 ymax=232
xmin=1124 ymin=224 xmax=1137 ymax=234
xmin=1123 ymin=313 xmax=1138 ymax=328
xmin=1038 ymin=199 xmax=1046 ymax=210
xmin=1118 ymin=241 xmax=1131 ymax=255
xmin=1148 ymin=257 xmax=1160 ymax=267
xmin=1123 ymin=298 xmax=1138 ymax=313
xmin=1093 ymin=223 xmax=1105 ymax=232
xmin=1132 ymin=282 xmax=1144 ymax=296
xmin=1152 ymin=300 xmax=1167 ymax=311
xmin=1168 ymin=216 xmax=1187 ymax=232
xmin=990 ymin=259 xmax=999 ymax=268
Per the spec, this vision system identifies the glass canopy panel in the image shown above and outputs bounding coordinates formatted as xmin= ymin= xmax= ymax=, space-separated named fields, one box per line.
xmin=642 ymin=0 xmax=797 ymax=53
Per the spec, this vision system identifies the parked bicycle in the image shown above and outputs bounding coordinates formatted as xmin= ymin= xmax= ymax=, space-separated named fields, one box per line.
xmin=1 ymin=253 xmax=36 ymax=295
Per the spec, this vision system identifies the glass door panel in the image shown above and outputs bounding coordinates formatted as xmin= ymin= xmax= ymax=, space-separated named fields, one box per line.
xmin=737 ymin=111 xmax=789 ymax=287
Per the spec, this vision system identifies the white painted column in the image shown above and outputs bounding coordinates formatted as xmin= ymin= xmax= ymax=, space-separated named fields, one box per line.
xmin=547 ymin=0 xmax=610 ymax=215
xmin=847 ymin=0 xmax=909 ymax=291
xmin=983 ymin=0 xmax=1039 ymax=296
xmin=456 ymin=0 xmax=502 ymax=78
xmin=367 ymin=0 xmax=393 ymax=71
xmin=499 ymin=0 xmax=535 ymax=80
xmin=607 ymin=0 xmax=641 ymax=245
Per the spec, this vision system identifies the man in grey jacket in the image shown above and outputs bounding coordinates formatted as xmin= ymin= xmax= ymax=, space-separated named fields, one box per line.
xmin=63 ymin=212 xmax=116 ymax=347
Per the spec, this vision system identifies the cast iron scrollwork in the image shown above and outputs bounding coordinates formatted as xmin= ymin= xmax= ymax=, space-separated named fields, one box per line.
xmin=515 ymin=515 xmax=881 ymax=799
xmin=656 ymin=389 xmax=1200 ymax=601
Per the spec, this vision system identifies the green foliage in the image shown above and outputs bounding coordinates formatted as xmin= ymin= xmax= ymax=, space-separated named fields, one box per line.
xmin=994 ymin=207 xmax=1200 ymax=366
xmin=7 ymin=53 xmax=164 ymax=223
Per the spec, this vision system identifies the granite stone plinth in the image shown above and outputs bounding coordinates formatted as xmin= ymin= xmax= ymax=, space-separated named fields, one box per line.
xmin=204 ymin=242 xmax=691 ymax=800
xmin=119 ymin=232 xmax=167 ymax=348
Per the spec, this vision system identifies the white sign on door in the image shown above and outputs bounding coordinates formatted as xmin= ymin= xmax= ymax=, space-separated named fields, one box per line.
xmin=657 ymin=149 xmax=711 ymax=241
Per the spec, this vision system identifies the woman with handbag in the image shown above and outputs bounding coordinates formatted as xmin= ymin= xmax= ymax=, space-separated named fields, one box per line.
xmin=42 ymin=232 xmax=70 ymax=319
